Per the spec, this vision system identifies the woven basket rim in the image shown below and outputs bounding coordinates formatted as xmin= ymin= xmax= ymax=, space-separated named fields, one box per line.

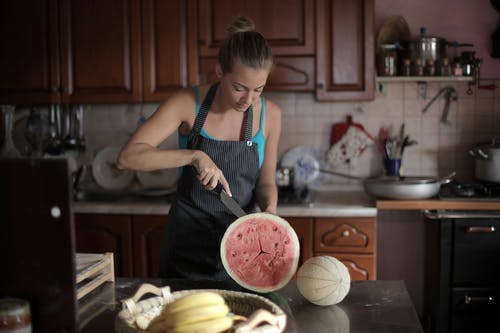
xmin=115 ymin=288 xmax=286 ymax=333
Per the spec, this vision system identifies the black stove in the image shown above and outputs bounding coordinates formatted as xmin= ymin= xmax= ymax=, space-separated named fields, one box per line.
xmin=439 ymin=181 xmax=500 ymax=201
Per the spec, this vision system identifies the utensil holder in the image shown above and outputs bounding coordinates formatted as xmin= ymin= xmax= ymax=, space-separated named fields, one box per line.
xmin=384 ymin=158 xmax=401 ymax=177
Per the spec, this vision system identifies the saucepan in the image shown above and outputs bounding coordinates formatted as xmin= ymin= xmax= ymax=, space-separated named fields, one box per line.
xmin=469 ymin=138 xmax=500 ymax=183
xmin=319 ymin=169 xmax=456 ymax=200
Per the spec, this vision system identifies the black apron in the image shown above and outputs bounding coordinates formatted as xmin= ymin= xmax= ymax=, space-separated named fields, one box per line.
xmin=159 ymin=83 xmax=260 ymax=285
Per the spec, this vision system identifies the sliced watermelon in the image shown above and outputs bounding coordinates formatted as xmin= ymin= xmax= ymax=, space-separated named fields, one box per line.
xmin=220 ymin=213 xmax=300 ymax=293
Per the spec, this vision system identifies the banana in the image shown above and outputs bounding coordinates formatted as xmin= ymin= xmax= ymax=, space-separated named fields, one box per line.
xmin=168 ymin=315 xmax=233 ymax=333
xmin=163 ymin=304 xmax=230 ymax=328
xmin=163 ymin=292 xmax=226 ymax=315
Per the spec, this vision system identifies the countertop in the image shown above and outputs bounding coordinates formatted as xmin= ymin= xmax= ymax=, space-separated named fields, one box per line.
xmin=78 ymin=278 xmax=423 ymax=333
xmin=73 ymin=189 xmax=379 ymax=217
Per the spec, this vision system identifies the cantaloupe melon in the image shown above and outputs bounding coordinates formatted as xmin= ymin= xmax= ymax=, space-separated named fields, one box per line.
xmin=296 ymin=256 xmax=351 ymax=306
xmin=220 ymin=213 xmax=300 ymax=293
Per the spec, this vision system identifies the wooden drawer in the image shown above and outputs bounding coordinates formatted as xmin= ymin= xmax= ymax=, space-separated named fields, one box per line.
xmin=314 ymin=218 xmax=376 ymax=254
xmin=316 ymin=252 xmax=376 ymax=281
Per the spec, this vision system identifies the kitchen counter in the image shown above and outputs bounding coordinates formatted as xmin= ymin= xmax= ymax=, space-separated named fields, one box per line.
xmin=73 ymin=190 xmax=378 ymax=217
xmin=79 ymin=278 xmax=423 ymax=333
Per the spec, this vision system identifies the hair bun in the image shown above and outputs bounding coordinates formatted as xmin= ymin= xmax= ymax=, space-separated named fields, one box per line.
xmin=227 ymin=16 xmax=255 ymax=34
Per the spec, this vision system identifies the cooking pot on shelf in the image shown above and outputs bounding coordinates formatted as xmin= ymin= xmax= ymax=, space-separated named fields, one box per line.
xmin=469 ymin=138 xmax=500 ymax=183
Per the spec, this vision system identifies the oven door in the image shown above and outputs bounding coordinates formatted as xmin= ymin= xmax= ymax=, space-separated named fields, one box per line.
xmin=453 ymin=218 xmax=500 ymax=285
xmin=450 ymin=287 xmax=500 ymax=333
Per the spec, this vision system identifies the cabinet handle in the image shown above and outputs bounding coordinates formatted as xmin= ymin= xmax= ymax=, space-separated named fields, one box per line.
xmin=464 ymin=295 xmax=494 ymax=304
xmin=316 ymin=82 xmax=325 ymax=90
xmin=465 ymin=226 xmax=495 ymax=233
xmin=341 ymin=230 xmax=350 ymax=237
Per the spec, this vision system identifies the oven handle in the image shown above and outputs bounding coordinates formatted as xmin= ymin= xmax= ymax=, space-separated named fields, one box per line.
xmin=466 ymin=226 xmax=496 ymax=233
xmin=464 ymin=295 xmax=494 ymax=304
xmin=423 ymin=210 xmax=500 ymax=219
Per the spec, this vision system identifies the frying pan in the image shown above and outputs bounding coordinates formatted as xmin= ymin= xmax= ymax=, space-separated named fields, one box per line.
xmin=319 ymin=169 xmax=456 ymax=200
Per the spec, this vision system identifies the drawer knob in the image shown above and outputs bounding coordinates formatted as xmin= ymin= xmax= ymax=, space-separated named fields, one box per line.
xmin=342 ymin=230 xmax=350 ymax=237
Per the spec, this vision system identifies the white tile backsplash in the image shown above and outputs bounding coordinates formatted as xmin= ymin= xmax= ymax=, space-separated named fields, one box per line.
xmin=74 ymin=80 xmax=500 ymax=184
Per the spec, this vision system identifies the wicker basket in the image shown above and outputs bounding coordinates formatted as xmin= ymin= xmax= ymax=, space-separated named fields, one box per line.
xmin=115 ymin=283 xmax=286 ymax=333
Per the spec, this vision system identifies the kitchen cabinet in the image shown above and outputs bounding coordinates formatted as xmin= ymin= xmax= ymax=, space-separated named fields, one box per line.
xmin=75 ymin=213 xmax=166 ymax=278
xmin=142 ymin=0 xmax=198 ymax=102
xmin=196 ymin=0 xmax=316 ymax=91
xmin=74 ymin=214 xmax=134 ymax=277
xmin=315 ymin=0 xmax=375 ymax=101
xmin=0 ymin=0 xmax=142 ymax=104
xmin=314 ymin=217 xmax=377 ymax=280
xmin=287 ymin=217 xmax=314 ymax=267
xmin=132 ymin=215 xmax=166 ymax=278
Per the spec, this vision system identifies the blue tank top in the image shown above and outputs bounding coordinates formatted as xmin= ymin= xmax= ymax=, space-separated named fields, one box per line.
xmin=178 ymin=86 xmax=266 ymax=168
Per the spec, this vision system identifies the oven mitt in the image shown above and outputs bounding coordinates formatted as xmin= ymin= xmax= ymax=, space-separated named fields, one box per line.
xmin=327 ymin=116 xmax=375 ymax=168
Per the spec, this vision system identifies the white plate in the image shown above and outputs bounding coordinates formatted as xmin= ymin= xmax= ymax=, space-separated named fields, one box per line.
xmin=136 ymin=168 xmax=179 ymax=188
xmin=280 ymin=145 xmax=324 ymax=188
xmin=92 ymin=146 xmax=134 ymax=190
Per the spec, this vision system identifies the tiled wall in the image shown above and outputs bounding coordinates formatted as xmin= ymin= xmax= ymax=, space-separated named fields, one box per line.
xmin=67 ymin=79 xmax=500 ymax=184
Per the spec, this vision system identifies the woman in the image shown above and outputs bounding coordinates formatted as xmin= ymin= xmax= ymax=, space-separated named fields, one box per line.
xmin=117 ymin=17 xmax=281 ymax=283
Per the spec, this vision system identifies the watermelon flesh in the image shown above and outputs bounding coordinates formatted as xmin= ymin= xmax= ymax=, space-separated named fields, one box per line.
xmin=221 ymin=213 xmax=300 ymax=292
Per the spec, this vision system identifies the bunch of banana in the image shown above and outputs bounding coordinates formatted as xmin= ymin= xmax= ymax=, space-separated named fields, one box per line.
xmin=146 ymin=291 xmax=233 ymax=333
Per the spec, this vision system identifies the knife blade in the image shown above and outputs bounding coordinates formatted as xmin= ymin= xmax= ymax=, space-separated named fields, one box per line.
xmin=214 ymin=183 xmax=246 ymax=217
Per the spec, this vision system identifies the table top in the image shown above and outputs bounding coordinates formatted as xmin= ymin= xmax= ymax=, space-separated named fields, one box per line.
xmin=78 ymin=278 xmax=423 ymax=333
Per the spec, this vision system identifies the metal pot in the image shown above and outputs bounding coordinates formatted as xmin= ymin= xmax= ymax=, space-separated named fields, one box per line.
xmin=469 ymin=138 xmax=500 ymax=183
xmin=363 ymin=172 xmax=456 ymax=200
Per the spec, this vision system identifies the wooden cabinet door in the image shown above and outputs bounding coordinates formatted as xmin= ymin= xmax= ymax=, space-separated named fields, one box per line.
xmin=287 ymin=217 xmax=314 ymax=267
xmin=314 ymin=217 xmax=376 ymax=254
xmin=316 ymin=252 xmax=376 ymax=280
xmin=315 ymin=0 xmax=375 ymax=101
xmin=59 ymin=0 xmax=141 ymax=103
xmin=132 ymin=215 xmax=167 ymax=278
xmin=198 ymin=0 xmax=314 ymax=56
xmin=0 ymin=0 xmax=60 ymax=104
xmin=74 ymin=214 xmax=133 ymax=277
xmin=142 ymin=0 xmax=198 ymax=102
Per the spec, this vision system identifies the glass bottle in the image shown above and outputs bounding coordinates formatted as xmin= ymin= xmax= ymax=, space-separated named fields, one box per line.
xmin=0 ymin=298 xmax=32 ymax=333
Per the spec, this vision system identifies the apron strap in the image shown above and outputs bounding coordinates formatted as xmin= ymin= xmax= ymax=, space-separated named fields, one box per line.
xmin=190 ymin=82 xmax=254 ymax=143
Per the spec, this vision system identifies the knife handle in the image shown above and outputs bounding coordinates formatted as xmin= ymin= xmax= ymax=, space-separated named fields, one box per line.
xmin=213 ymin=182 xmax=224 ymax=195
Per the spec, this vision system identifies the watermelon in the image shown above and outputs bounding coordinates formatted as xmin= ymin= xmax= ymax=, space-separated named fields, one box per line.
xmin=220 ymin=213 xmax=300 ymax=293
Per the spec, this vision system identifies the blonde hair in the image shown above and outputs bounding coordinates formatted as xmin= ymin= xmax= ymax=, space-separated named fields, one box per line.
xmin=218 ymin=16 xmax=274 ymax=73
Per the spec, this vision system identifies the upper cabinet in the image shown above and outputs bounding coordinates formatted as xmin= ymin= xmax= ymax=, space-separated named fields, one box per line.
xmin=142 ymin=0 xmax=198 ymax=102
xmin=0 ymin=0 xmax=375 ymax=104
xmin=59 ymin=0 xmax=142 ymax=103
xmin=0 ymin=0 xmax=142 ymax=104
xmin=0 ymin=0 xmax=60 ymax=104
xmin=196 ymin=0 xmax=316 ymax=92
xmin=315 ymin=0 xmax=375 ymax=101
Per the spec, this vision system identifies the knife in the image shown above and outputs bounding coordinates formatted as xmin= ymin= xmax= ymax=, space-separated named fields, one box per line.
xmin=214 ymin=183 xmax=246 ymax=217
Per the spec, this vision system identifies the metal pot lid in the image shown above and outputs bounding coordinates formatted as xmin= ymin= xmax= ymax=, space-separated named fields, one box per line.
xmin=364 ymin=176 xmax=438 ymax=185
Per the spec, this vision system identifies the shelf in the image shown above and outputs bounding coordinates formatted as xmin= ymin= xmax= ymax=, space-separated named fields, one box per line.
xmin=376 ymin=76 xmax=473 ymax=83
xmin=376 ymin=76 xmax=475 ymax=99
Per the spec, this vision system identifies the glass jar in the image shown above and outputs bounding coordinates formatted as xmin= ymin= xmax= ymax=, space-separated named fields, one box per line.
xmin=401 ymin=58 xmax=411 ymax=76
xmin=412 ymin=58 xmax=424 ymax=76
xmin=376 ymin=44 xmax=398 ymax=76
xmin=439 ymin=58 xmax=451 ymax=76
xmin=0 ymin=298 xmax=32 ymax=333
xmin=425 ymin=59 xmax=436 ymax=76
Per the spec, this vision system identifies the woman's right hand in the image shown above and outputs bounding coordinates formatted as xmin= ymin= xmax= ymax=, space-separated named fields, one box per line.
xmin=192 ymin=151 xmax=232 ymax=196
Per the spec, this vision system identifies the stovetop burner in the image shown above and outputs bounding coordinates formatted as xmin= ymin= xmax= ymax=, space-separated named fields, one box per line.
xmin=439 ymin=181 xmax=500 ymax=200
